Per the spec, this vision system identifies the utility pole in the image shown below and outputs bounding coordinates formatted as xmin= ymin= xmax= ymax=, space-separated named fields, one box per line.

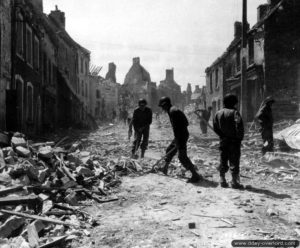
xmin=241 ymin=0 xmax=248 ymax=121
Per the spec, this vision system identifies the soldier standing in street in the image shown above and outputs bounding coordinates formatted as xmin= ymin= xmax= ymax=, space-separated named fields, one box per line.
xmin=158 ymin=97 xmax=202 ymax=183
xmin=213 ymin=94 xmax=244 ymax=189
xmin=255 ymin=96 xmax=275 ymax=154
xmin=128 ymin=99 xmax=153 ymax=159
xmin=195 ymin=106 xmax=212 ymax=135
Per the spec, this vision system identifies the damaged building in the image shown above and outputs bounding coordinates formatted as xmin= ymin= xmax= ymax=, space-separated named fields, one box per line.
xmin=158 ymin=68 xmax=183 ymax=109
xmin=120 ymin=57 xmax=157 ymax=111
xmin=0 ymin=0 xmax=12 ymax=131
xmin=206 ymin=0 xmax=300 ymax=122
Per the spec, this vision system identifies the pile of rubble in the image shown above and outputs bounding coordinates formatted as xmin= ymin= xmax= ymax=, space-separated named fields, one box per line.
xmin=0 ymin=129 xmax=142 ymax=248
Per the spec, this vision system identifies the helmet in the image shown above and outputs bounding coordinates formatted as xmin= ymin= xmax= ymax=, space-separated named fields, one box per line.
xmin=158 ymin=96 xmax=171 ymax=107
xmin=264 ymin=96 xmax=275 ymax=104
xmin=138 ymin=98 xmax=147 ymax=106
xmin=223 ymin=94 xmax=238 ymax=108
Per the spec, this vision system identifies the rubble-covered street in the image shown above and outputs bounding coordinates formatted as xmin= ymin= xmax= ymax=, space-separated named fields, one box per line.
xmin=1 ymin=117 xmax=300 ymax=247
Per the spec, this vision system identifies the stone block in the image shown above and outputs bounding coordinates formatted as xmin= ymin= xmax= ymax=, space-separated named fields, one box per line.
xmin=15 ymin=147 xmax=31 ymax=157
xmin=0 ymin=216 xmax=25 ymax=238
xmin=11 ymin=137 xmax=26 ymax=148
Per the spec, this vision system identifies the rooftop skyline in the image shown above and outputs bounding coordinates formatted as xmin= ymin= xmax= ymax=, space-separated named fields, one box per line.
xmin=44 ymin=0 xmax=267 ymax=90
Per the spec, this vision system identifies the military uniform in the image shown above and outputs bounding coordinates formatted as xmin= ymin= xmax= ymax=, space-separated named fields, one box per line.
xmin=213 ymin=107 xmax=244 ymax=187
xmin=130 ymin=106 xmax=152 ymax=156
xmin=256 ymin=101 xmax=274 ymax=154
xmin=165 ymin=106 xmax=198 ymax=174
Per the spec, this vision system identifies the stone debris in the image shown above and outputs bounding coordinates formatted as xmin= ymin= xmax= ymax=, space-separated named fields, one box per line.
xmin=0 ymin=128 xmax=142 ymax=247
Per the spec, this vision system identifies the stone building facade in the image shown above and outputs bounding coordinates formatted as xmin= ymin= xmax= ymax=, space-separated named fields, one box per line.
xmin=206 ymin=0 xmax=300 ymax=122
xmin=158 ymin=69 xmax=183 ymax=109
xmin=0 ymin=0 xmax=12 ymax=130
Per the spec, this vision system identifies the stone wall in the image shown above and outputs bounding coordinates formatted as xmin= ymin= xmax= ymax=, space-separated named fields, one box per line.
xmin=0 ymin=0 xmax=11 ymax=130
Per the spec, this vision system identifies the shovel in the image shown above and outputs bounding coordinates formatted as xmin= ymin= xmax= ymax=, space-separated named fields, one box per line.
xmin=148 ymin=146 xmax=177 ymax=173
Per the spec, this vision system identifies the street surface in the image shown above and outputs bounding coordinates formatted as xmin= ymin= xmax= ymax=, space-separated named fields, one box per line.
xmin=71 ymin=118 xmax=300 ymax=248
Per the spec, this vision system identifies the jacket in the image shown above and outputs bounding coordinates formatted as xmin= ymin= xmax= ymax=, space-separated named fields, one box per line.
xmin=168 ymin=106 xmax=189 ymax=138
xmin=255 ymin=105 xmax=273 ymax=129
xmin=213 ymin=107 xmax=244 ymax=143
xmin=131 ymin=107 xmax=152 ymax=130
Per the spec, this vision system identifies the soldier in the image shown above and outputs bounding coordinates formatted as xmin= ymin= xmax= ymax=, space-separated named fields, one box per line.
xmin=128 ymin=99 xmax=153 ymax=158
xmin=213 ymin=94 xmax=244 ymax=189
xmin=196 ymin=106 xmax=212 ymax=134
xmin=158 ymin=97 xmax=202 ymax=183
xmin=255 ymin=96 xmax=275 ymax=154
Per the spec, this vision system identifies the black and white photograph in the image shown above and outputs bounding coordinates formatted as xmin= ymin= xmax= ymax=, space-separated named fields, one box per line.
xmin=0 ymin=0 xmax=300 ymax=247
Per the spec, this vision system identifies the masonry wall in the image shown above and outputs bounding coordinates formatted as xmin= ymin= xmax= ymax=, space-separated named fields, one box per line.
xmin=0 ymin=0 xmax=11 ymax=130
xmin=264 ymin=1 xmax=300 ymax=120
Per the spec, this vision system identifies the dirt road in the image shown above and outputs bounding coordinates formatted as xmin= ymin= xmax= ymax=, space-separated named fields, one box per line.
xmin=72 ymin=120 xmax=300 ymax=248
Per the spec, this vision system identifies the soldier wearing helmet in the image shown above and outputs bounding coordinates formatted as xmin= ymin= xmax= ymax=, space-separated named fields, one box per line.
xmin=158 ymin=96 xmax=202 ymax=183
xmin=128 ymin=98 xmax=153 ymax=158
xmin=255 ymin=96 xmax=275 ymax=154
xmin=213 ymin=94 xmax=244 ymax=189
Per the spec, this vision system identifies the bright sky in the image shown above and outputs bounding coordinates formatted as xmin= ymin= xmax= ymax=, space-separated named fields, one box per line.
xmin=43 ymin=0 xmax=267 ymax=91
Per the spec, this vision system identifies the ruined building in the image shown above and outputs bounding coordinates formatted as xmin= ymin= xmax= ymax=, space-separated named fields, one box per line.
xmin=158 ymin=69 xmax=183 ymax=109
xmin=121 ymin=57 xmax=156 ymax=111
xmin=206 ymin=0 xmax=300 ymax=121
xmin=0 ymin=0 xmax=12 ymax=131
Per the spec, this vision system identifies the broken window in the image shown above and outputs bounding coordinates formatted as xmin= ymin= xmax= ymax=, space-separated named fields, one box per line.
xmin=96 ymin=90 xmax=100 ymax=99
xmin=33 ymin=36 xmax=39 ymax=69
xmin=26 ymin=25 xmax=33 ymax=66
xmin=26 ymin=83 xmax=34 ymax=122
xmin=16 ymin=14 xmax=24 ymax=57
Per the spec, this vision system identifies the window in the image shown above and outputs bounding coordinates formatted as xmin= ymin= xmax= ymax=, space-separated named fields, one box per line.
xmin=26 ymin=83 xmax=34 ymax=122
xmin=16 ymin=14 xmax=24 ymax=57
xmin=236 ymin=48 xmax=241 ymax=71
xmin=248 ymin=37 xmax=254 ymax=65
xmin=80 ymin=58 xmax=83 ymax=73
xmin=217 ymin=99 xmax=221 ymax=110
xmin=209 ymin=73 xmax=213 ymax=93
xmin=26 ymin=25 xmax=33 ymax=66
xmin=48 ymin=60 xmax=52 ymax=85
xmin=33 ymin=36 xmax=39 ymax=69
xmin=85 ymin=61 xmax=88 ymax=75
xmin=85 ymin=83 xmax=88 ymax=98
xmin=96 ymin=90 xmax=100 ymax=99
xmin=77 ymin=79 xmax=80 ymax=94
xmin=81 ymin=81 xmax=84 ymax=96
xmin=215 ymin=68 xmax=219 ymax=88
xmin=43 ymin=53 xmax=47 ymax=84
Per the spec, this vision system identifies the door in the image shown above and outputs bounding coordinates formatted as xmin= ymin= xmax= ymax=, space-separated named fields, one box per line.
xmin=6 ymin=90 xmax=18 ymax=131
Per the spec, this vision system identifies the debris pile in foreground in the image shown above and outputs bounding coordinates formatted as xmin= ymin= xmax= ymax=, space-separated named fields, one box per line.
xmin=0 ymin=128 xmax=142 ymax=248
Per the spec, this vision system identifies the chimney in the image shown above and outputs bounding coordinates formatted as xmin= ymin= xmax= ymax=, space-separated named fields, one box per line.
xmin=49 ymin=5 xmax=66 ymax=29
xmin=133 ymin=57 xmax=140 ymax=65
xmin=31 ymin=0 xmax=43 ymax=12
xmin=234 ymin=22 xmax=242 ymax=38
xmin=105 ymin=62 xmax=116 ymax=82
xmin=166 ymin=69 xmax=174 ymax=82
xmin=257 ymin=4 xmax=269 ymax=22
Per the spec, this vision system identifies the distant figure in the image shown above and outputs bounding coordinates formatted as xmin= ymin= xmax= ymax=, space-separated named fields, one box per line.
xmin=158 ymin=96 xmax=202 ymax=183
xmin=112 ymin=109 xmax=117 ymax=122
xmin=213 ymin=94 xmax=244 ymax=189
xmin=128 ymin=99 xmax=153 ymax=159
xmin=123 ymin=109 xmax=129 ymax=125
xmin=155 ymin=112 xmax=160 ymax=120
xmin=255 ymin=96 xmax=275 ymax=154
xmin=195 ymin=106 xmax=212 ymax=134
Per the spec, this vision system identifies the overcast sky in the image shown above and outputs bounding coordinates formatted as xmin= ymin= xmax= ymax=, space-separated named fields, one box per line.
xmin=44 ymin=0 xmax=267 ymax=91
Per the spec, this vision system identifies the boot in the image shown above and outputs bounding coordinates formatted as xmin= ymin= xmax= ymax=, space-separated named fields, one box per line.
xmin=140 ymin=149 xmax=145 ymax=158
xmin=158 ymin=162 xmax=169 ymax=175
xmin=220 ymin=174 xmax=229 ymax=188
xmin=187 ymin=168 xmax=202 ymax=183
xmin=231 ymin=174 xmax=244 ymax=189
xmin=131 ymin=151 xmax=138 ymax=159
